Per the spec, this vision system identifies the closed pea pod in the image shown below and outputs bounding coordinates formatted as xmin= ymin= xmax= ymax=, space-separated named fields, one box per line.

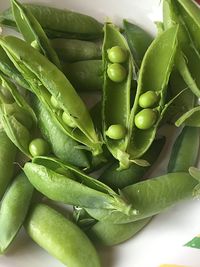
xmin=175 ymin=106 xmax=200 ymax=127
xmin=24 ymin=203 xmax=101 ymax=267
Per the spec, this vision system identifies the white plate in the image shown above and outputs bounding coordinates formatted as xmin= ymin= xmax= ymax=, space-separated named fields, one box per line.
xmin=0 ymin=1 xmax=200 ymax=267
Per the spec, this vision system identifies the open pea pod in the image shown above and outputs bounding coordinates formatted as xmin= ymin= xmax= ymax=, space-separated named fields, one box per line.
xmin=86 ymin=172 xmax=198 ymax=224
xmin=0 ymin=74 xmax=36 ymax=157
xmin=11 ymin=0 xmax=61 ymax=69
xmin=126 ymin=26 xmax=178 ymax=161
xmin=0 ymin=36 xmax=102 ymax=156
xmin=23 ymin=159 xmax=134 ymax=215
xmin=102 ymin=23 xmax=136 ymax=169
xmin=175 ymin=106 xmax=200 ymax=127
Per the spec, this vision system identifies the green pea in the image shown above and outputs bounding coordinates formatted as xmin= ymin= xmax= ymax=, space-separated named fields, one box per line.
xmin=30 ymin=40 xmax=40 ymax=51
xmin=50 ymin=95 xmax=61 ymax=110
xmin=105 ymin=124 xmax=126 ymax=140
xmin=107 ymin=63 xmax=127 ymax=83
xmin=107 ymin=46 xmax=128 ymax=63
xmin=62 ymin=112 xmax=76 ymax=128
xmin=138 ymin=91 xmax=160 ymax=108
xmin=29 ymin=138 xmax=51 ymax=157
xmin=134 ymin=109 xmax=157 ymax=130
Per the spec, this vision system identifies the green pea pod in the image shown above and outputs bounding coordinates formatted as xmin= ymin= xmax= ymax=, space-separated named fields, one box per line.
xmin=0 ymin=172 xmax=33 ymax=253
xmin=0 ymin=4 xmax=103 ymax=40
xmin=32 ymin=97 xmax=90 ymax=168
xmin=127 ymin=26 xmax=178 ymax=161
xmin=87 ymin=217 xmax=151 ymax=246
xmin=86 ymin=172 xmax=198 ymax=224
xmin=23 ymin=159 xmax=133 ymax=215
xmin=99 ymin=137 xmax=165 ymax=190
xmin=102 ymin=23 xmax=135 ymax=169
xmin=11 ymin=0 xmax=61 ymax=69
xmin=175 ymin=106 xmax=200 ymax=127
xmin=123 ymin=20 xmax=153 ymax=69
xmin=62 ymin=60 xmax=103 ymax=91
xmin=25 ymin=203 xmax=101 ymax=267
xmin=155 ymin=21 xmax=165 ymax=35
xmin=0 ymin=129 xmax=17 ymax=200
xmin=0 ymin=36 xmax=102 ymax=156
xmin=168 ymin=127 xmax=200 ymax=172
xmin=51 ymin=39 xmax=102 ymax=62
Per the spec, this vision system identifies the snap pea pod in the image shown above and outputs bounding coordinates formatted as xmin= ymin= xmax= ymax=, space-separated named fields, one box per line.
xmin=0 ymin=128 xmax=17 ymax=200
xmin=86 ymin=172 xmax=198 ymax=224
xmin=127 ymin=26 xmax=178 ymax=161
xmin=32 ymin=97 xmax=90 ymax=168
xmin=0 ymin=172 xmax=33 ymax=253
xmin=62 ymin=60 xmax=103 ymax=91
xmin=102 ymin=23 xmax=135 ymax=169
xmin=25 ymin=203 xmax=101 ymax=267
xmin=99 ymin=137 xmax=165 ymax=190
xmin=0 ymin=36 xmax=102 ymax=156
xmin=51 ymin=39 xmax=102 ymax=62
xmin=11 ymin=0 xmax=61 ymax=69
xmin=168 ymin=127 xmax=200 ymax=172
xmin=175 ymin=106 xmax=200 ymax=127
xmin=0 ymin=4 xmax=103 ymax=40
xmin=123 ymin=20 xmax=153 ymax=69
xmin=23 ymin=157 xmax=133 ymax=215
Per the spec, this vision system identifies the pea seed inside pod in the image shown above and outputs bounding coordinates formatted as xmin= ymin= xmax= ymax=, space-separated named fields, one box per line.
xmin=107 ymin=63 xmax=127 ymax=83
xmin=29 ymin=138 xmax=51 ymax=157
xmin=50 ymin=95 xmax=61 ymax=110
xmin=107 ymin=46 xmax=128 ymax=63
xmin=105 ymin=124 xmax=126 ymax=140
xmin=62 ymin=112 xmax=76 ymax=128
xmin=134 ymin=109 xmax=157 ymax=130
xmin=138 ymin=91 xmax=160 ymax=108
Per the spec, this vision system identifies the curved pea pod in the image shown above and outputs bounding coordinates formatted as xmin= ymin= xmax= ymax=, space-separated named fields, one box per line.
xmin=86 ymin=172 xmax=198 ymax=224
xmin=51 ymin=38 xmax=102 ymax=62
xmin=0 ymin=129 xmax=17 ymax=200
xmin=24 ymin=203 xmax=101 ymax=267
xmin=0 ymin=36 xmax=102 ymax=156
xmin=0 ymin=172 xmax=33 ymax=253
xmin=99 ymin=137 xmax=165 ymax=190
xmin=168 ymin=127 xmax=200 ymax=172
xmin=87 ymin=217 xmax=151 ymax=246
xmin=62 ymin=60 xmax=103 ymax=91
xmin=175 ymin=106 xmax=200 ymax=127
xmin=102 ymin=23 xmax=136 ymax=169
xmin=123 ymin=20 xmax=153 ymax=69
xmin=0 ymin=4 xmax=103 ymax=40
xmin=127 ymin=26 xmax=178 ymax=161
xmin=11 ymin=0 xmax=61 ymax=69
xmin=23 ymin=157 xmax=133 ymax=215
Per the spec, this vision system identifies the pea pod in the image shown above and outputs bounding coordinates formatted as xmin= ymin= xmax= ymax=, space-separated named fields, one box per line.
xmin=0 ymin=36 xmax=102 ymax=156
xmin=33 ymin=97 xmax=90 ymax=168
xmin=25 ymin=203 xmax=101 ymax=267
xmin=51 ymin=39 xmax=102 ymax=62
xmin=0 ymin=172 xmax=33 ymax=253
xmin=0 ymin=4 xmax=103 ymax=40
xmin=175 ymin=106 xmax=200 ymax=127
xmin=0 ymin=128 xmax=17 ymax=200
xmin=86 ymin=172 xmax=198 ymax=224
xmin=168 ymin=127 xmax=200 ymax=172
xmin=99 ymin=137 xmax=165 ymax=190
xmin=62 ymin=60 xmax=103 ymax=91
xmin=123 ymin=20 xmax=153 ymax=68
xmin=11 ymin=0 xmax=61 ymax=68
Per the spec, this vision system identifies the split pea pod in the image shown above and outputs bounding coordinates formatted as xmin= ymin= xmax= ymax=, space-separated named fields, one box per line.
xmin=0 ymin=172 xmax=33 ymax=253
xmin=0 ymin=128 xmax=17 ymax=199
xmin=0 ymin=4 xmax=103 ymax=40
xmin=24 ymin=203 xmax=101 ymax=267
xmin=0 ymin=36 xmax=102 ymax=156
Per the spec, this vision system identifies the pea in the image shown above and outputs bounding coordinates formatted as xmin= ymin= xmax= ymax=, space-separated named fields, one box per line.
xmin=107 ymin=63 xmax=127 ymax=83
xmin=50 ymin=95 xmax=61 ymax=110
xmin=138 ymin=91 xmax=160 ymax=108
xmin=134 ymin=109 xmax=157 ymax=130
xmin=107 ymin=46 xmax=128 ymax=63
xmin=105 ymin=124 xmax=126 ymax=140
xmin=30 ymin=40 xmax=40 ymax=51
xmin=62 ymin=112 xmax=76 ymax=128
xmin=29 ymin=138 xmax=51 ymax=157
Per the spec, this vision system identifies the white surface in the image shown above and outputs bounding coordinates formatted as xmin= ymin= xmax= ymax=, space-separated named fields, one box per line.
xmin=0 ymin=1 xmax=200 ymax=267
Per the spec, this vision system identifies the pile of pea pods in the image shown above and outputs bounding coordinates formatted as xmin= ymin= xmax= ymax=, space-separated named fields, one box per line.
xmin=0 ymin=0 xmax=200 ymax=266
